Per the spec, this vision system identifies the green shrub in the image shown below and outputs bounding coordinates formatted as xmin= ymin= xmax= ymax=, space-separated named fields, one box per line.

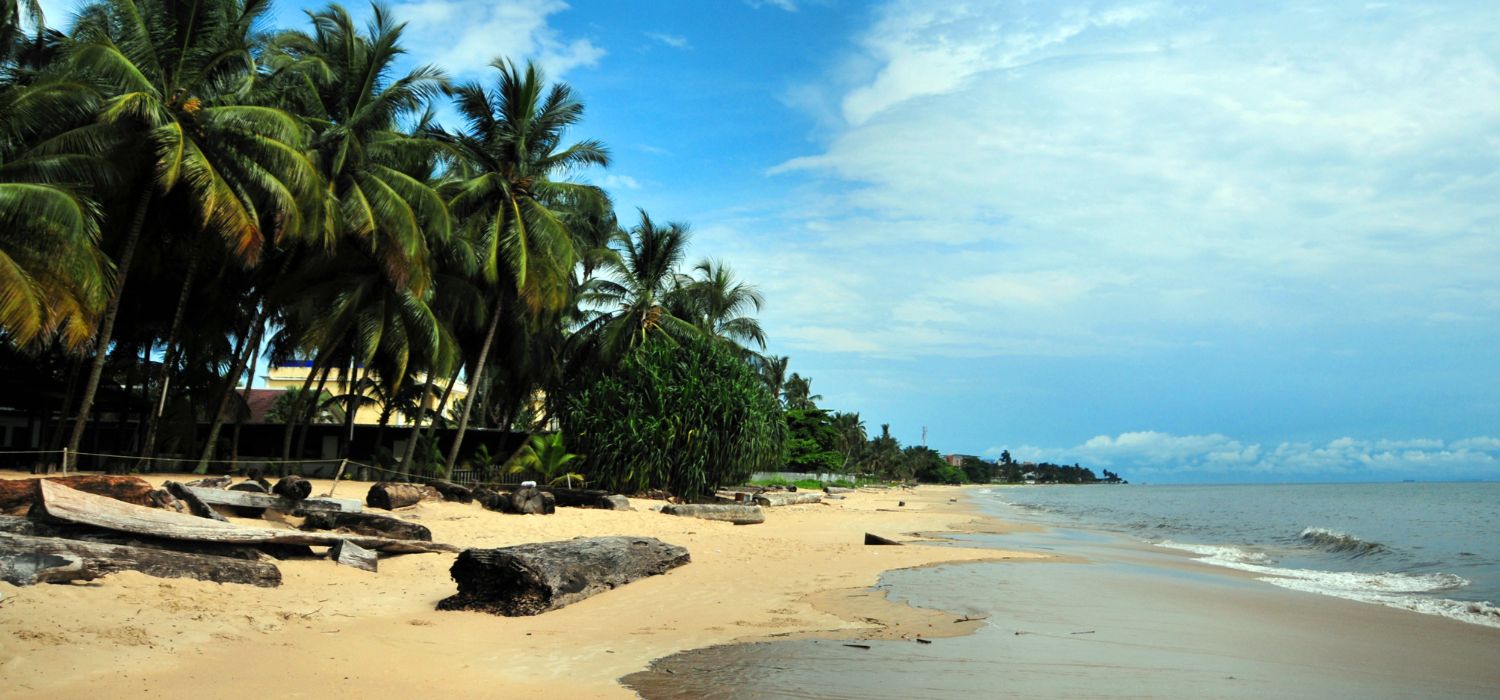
xmin=561 ymin=335 xmax=786 ymax=498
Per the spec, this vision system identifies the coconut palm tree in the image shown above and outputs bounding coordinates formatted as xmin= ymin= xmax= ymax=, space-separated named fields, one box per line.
xmin=430 ymin=58 xmax=608 ymax=475
xmin=782 ymin=372 xmax=820 ymax=410
xmin=670 ymin=258 xmax=765 ymax=351
xmin=62 ymin=0 xmax=322 ymax=459
xmin=576 ymin=209 xmax=698 ymax=358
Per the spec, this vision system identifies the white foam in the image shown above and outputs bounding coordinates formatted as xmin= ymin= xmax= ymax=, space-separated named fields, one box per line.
xmin=1159 ymin=541 xmax=1500 ymax=629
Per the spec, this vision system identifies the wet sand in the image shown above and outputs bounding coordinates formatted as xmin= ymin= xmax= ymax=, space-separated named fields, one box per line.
xmin=626 ymin=515 xmax=1500 ymax=699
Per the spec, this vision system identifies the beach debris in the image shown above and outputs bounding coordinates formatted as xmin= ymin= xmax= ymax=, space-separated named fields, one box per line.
xmin=1070 ymin=630 xmax=1096 ymax=635
xmin=824 ymin=486 xmax=856 ymax=494
xmin=34 ymin=480 xmax=456 ymax=554
xmin=843 ymin=643 xmax=872 ymax=650
xmin=300 ymin=511 xmax=432 ymax=542
xmin=915 ymin=638 xmax=932 ymax=644
xmin=0 ymin=514 xmax=262 ymax=560
xmin=329 ymin=539 xmax=377 ymax=573
xmin=0 ymin=475 xmax=156 ymax=513
xmin=185 ymin=476 xmax=233 ymax=489
xmin=541 ymin=487 xmax=632 ymax=510
xmin=753 ymin=491 xmax=823 ymax=507
xmin=438 ymin=536 xmax=690 ymax=616
xmin=226 ymin=480 xmax=271 ymax=517
xmin=187 ymin=485 xmax=360 ymax=517
xmin=475 ymin=486 xmax=556 ymax=515
xmin=272 ymin=475 xmax=313 ymax=501
xmin=163 ymin=481 xmax=229 ymax=522
xmin=863 ymin=533 xmax=903 ymax=546
xmin=660 ymin=504 xmax=765 ymax=525
xmin=898 ymin=501 xmax=906 ymax=507
xmin=417 ymin=479 xmax=473 ymax=503
xmin=0 ymin=531 xmax=282 ymax=587
xmin=367 ymin=482 xmax=426 ymax=510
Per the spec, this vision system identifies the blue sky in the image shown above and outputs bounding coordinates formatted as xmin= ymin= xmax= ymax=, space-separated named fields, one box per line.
xmin=40 ymin=0 xmax=1500 ymax=483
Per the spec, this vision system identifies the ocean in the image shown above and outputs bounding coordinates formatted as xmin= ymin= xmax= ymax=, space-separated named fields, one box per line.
xmin=988 ymin=481 xmax=1500 ymax=626
xmin=626 ymin=482 xmax=1500 ymax=699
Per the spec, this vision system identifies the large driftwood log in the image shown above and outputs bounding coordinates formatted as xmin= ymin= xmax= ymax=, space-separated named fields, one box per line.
xmin=163 ymin=482 xmax=230 ymax=522
xmin=35 ymin=481 xmax=456 ymax=554
xmin=437 ymin=536 xmax=691 ymax=616
xmin=0 ymin=475 xmax=156 ymax=512
xmin=0 ymin=532 xmax=281 ymax=587
xmin=300 ymin=511 xmax=432 ymax=541
xmin=824 ymin=486 xmax=856 ymax=494
xmin=754 ymin=492 xmax=824 ymax=507
xmin=187 ymin=487 xmax=361 ymax=515
xmin=415 ymin=479 xmax=473 ymax=503
xmin=541 ymin=487 xmax=631 ymax=510
xmin=329 ymin=539 xmax=377 ymax=573
xmin=185 ymin=476 xmax=234 ymax=489
xmin=0 ymin=515 xmax=261 ymax=559
xmin=226 ymin=481 xmax=269 ymax=517
xmin=272 ymin=476 xmax=312 ymax=501
xmin=476 ymin=487 xmax=555 ymax=515
xmin=660 ymin=504 xmax=765 ymax=525
xmin=367 ymin=482 xmax=425 ymax=510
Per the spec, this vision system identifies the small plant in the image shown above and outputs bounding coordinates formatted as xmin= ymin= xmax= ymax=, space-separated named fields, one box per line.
xmin=508 ymin=433 xmax=585 ymax=488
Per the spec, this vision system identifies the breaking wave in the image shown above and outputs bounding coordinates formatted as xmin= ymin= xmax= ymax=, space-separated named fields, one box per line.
xmin=1298 ymin=527 xmax=1387 ymax=557
xmin=1159 ymin=541 xmax=1498 ymax=628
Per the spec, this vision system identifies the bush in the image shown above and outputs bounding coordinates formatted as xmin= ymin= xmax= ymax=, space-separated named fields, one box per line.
xmin=560 ymin=335 xmax=786 ymax=498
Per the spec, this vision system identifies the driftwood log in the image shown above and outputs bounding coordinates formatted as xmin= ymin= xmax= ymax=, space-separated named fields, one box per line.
xmin=864 ymin=532 xmax=903 ymax=546
xmin=0 ymin=515 xmax=261 ymax=560
xmin=188 ymin=487 xmax=360 ymax=516
xmin=34 ymin=481 xmax=456 ymax=554
xmin=753 ymin=492 xmax=824 ymax=507
xmin=300 ymin=511 xmax=432 ymax=541
xmin=659 ymin=504 xmax=765 ymax=525
xmin=416 ymin=479 xmax=473 ymax=503
xmin=0 ymin=531 xmax=282 ymax=587
xmin=477 ymin=487 xmax=555 ymax=515
xmin=272 ymin=476 xmax=312 ymax=501
xmin=329 ymin=539 xmax=377 ymax=573
xmin=824 ymin=486 xmax=856 ymax=494
xmin=226 ymin=481 xmax=269 ymax=517
xmin=163 ymin=481 xmax=229 ymax=522
xmin=185 ymin=476 xmax=234 ymax=489
xmin=0 ymin=475 xmax=156 ymax=512
xmin=541 ymin=487 xmax=631 ymax=510
xmin=367 ymin=482 xmax=425 ymax=510
xmin=437 ymin=536 xmax=691 ymax=616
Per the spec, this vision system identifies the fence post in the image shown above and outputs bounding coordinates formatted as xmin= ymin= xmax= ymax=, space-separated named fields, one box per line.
xmin=61 ymin=447 xmax=69 ymax=475
xmin=327 ymin=458 xmax=348 ymax=497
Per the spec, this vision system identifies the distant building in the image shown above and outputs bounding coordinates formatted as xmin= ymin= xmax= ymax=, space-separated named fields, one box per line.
xmin=944 ymin=453 xmax=980 ymax=466
xmin=259 ymin=360 xmax=468 ymax=427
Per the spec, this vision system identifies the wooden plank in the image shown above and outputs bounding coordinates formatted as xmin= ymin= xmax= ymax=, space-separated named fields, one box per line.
xmin=330 ymin=539 xmax=377 ymax=573
xmin=186 ymin=486 xmax=363 ymax=514
xmin=0 ymin=532 xmax=282 ymax=587
xmin=37 ymin=481 xmax=456 ymax=554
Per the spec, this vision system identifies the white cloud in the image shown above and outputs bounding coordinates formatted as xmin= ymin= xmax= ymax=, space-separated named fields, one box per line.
xmin=1003 ymin=432 xmax=1500 ymax=481
xmin=747 ymin=0 xmax=797 ymax=11
xmin=645 ymin=32 xmax=690 ymax=50
xmin=596 ymin=174 xmax=642 ymax=191
xmin=736 ymin=0 xmax=1500 ymax=362
xmin=392 ymin=0 xmax=603 ymax=79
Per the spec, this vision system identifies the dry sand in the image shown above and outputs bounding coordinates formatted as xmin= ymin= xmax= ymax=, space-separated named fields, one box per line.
xmin=0 ymin=473 xmax=1040 ymax=698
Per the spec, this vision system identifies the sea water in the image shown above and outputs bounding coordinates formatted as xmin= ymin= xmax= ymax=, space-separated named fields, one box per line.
xmin=986 ymin=481 xmax=1500 ymax=627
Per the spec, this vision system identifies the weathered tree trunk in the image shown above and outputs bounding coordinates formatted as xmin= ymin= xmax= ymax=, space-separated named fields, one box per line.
xmin=189 ymin=486 xmax=359 ymax=515
xmin=366 ymin=482 xmax=425 ymax=510
xmin=541 ymin=487 xmax=631 ymax=510
xmin=416 ymin=478 xmax=472 ymax=503
xmin=163 ymin=481 xmax=229 ymax=522
xmin=824 ymin=486 xmax=856 ymax=494
xmin=754 ymin=492 xmax=824 ymax=507
xmin=226 ymin=481 xmax=269 ymax=517
xmin=443 ymin=295 xmax=505 ymax=476
xmin=475 ymin=486 xmax=554 ymax=515
xmin=660 ymin=504 xmax=765 ymax=525
xmin=272 ymin=476 xmax=312 ymax=501
xmin=34 ymin=480 xmax=456 ymax=553
xmin=0 ymin=475 xmax=156 ymax=513
xmin=300 ymin=511 xmax=431 ymax=541
xmin=66 ymin=186 xmax=154 ymax=466
xmin=141 ymin=249 xmax=201 ymax=461
xmin=437 ymin=536 xmax=691 ymax=616
xmin=0 ymin=531 xmax=282 ymax=587
xmin=329 ymin=539 xmax=376 ymax=572
xmin=0 ymin=515 xmax=259 ymax=559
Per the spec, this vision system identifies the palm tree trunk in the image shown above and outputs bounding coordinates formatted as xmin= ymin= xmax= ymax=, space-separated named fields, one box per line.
xmin=193 ymin=310 xmax=263 ymax=473
xmin=280 ymin=354 xmax=326 ymax=461
xmin=399 ymin=375 xmax=451 ymax=477
xmin=339 ymin=359 xmax=361 ymax=459
xmin=230 ymin=317 xmax=264 ymax=462
xmin=293 ymin=360 xmax=336 ymax=465
xmin=65 ymin=186 xmax=154 ymax=471
xmin=141 ymin=249 xmax=201 ymax=459
xmin=443 ymin=295 xmax=504 ymax=476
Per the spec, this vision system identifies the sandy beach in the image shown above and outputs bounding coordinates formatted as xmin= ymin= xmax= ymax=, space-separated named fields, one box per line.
xmin=0 ymin=474 xmax=1037 ymax=698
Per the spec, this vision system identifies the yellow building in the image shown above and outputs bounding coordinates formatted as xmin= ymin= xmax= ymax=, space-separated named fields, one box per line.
xmin=261 ymin=361 xmax=468 ymax=426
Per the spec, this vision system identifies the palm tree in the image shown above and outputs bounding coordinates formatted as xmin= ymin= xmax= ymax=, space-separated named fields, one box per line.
xmin=63 ymin=0 xmax=322 ymax=459
xmin=831 ymin=411 xmax=865 ymax=473
xmin=431 ymin=58 xmax=608 ymax=475
xmin=576 ymin=208 xmax=696 ymax=357
xmin=670 ymin=258 xmax=765 ymax=351
xmin=507 ymin=432 xmax=583 ymax=487
xmin=782 ymin=372 xmax=820 ymax=410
